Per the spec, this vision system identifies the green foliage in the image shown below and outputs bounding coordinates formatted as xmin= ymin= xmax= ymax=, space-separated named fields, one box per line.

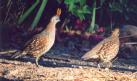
xmin=31 ymin=0 xmax=48 ymax=30
xmin=109 ymin=0 xmax=137 ymax=21
xmin=18 ymin=0 xmax=39 ymax=25
xmin=100 ymin=0 xmax=106 ymax=6
xmin=2 ymin=0 xmax=137 ymax=33
xmin=17 ymin=0 xmax=48 ymax=30
xmin=88 ymin=0 xmax=96 ymax=33
xmin=64 ymin=0 xmax=98 ymax=33
xmin=64 ymin=0 xmax=91 ymax=20
xmin=1 ymin=0 xmax=25 ymax=24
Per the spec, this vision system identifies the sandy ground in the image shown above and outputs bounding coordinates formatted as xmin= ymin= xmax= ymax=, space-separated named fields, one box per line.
xmin=0 ymin=59 xmax=137 ymax=81
xmin=0 ymin=38 xmax=137 ymax=81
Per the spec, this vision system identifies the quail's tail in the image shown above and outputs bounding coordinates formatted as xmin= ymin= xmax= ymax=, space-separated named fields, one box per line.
xmin=11 ymin=51 xmax=26 ymax=59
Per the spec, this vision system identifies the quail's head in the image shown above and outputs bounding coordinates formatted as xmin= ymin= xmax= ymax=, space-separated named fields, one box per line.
xmin=50 ymin=8 xmax=61 ymax=23
xmin=112 ymin=28 xmax=120 ymax=36
xmin=50 ymin=16 xmax=60 ymax=23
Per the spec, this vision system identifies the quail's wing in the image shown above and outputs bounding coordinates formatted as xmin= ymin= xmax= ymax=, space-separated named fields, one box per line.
xmin=82 ymin=37 xmax=109 ymax=60
xmin=11 ymin=34 xmax=47 ymax=58
xmin=98 ymin=37 xmax=119 ymax=62
xmin=23 ymin=34 xmax=48 ymax=52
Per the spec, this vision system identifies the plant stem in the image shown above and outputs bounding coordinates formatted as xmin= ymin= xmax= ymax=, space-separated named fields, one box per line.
xmin=18 ymin=0 xmax=39 ymax=25
xmin=88 ymin=0 xmax=96 ymax=33
xmin=31 ymin=0 xmax=48 ymax=30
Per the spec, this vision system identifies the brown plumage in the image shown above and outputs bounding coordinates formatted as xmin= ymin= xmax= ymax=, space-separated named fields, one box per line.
xmin=81 ymin=28 xmax=120 ymax=68
xmin=12 ymin=8 xmax=61 ymax=66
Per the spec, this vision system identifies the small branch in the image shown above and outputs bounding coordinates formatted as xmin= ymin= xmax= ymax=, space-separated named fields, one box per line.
xmin=123 ymin=42 xmax=137 ymax=45
xmin=60 ymin=18 xmax=70 ymax=30
xmin=120 ymin=34 xmax=137 ymax=39
xmin=43 ymin=55 xmax=97 ymax=67
xmin=0 ymin=49 xmax=17 ymax=54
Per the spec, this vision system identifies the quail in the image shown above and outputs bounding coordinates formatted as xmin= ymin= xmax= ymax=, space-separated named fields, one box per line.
xmin=12 ymin=8 xmax=61 ymax=66
xmin=81 ymin=28 xmax=120 ymax=68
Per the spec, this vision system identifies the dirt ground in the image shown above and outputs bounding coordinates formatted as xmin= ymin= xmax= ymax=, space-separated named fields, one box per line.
xmin=0 ymin=36 xmax=137 ymax=81
xmin=0 ymin=57 xmax=137 ymax=81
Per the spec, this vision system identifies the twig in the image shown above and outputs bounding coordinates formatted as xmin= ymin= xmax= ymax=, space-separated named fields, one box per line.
xmin=120 ymin=34 xmax=137 ymax=39
xmin=61 ymin=18 xmax=70 ymax=30
xmin=123 ymin=42 xmax=137 ymax=45
xmin=0 ymin=49 xmax=17 ymax=54
xmin=43 ymin=55 xmax=96 ymax=67
xmin=3 ymin=0 xmax=12 ymax=24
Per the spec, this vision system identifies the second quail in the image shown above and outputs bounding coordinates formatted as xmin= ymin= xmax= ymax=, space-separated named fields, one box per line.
xmin=81 ymin=28 xmax=120 ymax=68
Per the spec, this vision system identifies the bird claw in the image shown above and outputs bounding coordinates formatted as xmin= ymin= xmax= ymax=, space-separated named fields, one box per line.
xmin=97 ymin=63 xmax=101 ymax=68
xmin=104 ymin=68 xmax=110 ymax=71
xmin=36 ymin=60 xmax=40 ymax=67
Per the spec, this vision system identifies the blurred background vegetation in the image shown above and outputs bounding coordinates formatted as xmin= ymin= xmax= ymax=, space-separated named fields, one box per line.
xmin=0 ymin=0 xmax=137 ymax=46
xmin=1 ymin=0 xmax=137 ymax=30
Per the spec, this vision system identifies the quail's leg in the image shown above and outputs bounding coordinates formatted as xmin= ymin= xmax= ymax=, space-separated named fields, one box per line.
xmin=97 ymin=63 xmax=101 ymax=69
xmin=35 ymin=54 xmax=44 ymax=67
xmin=103 ymin=62 xmax=112 ymax=70
xmin=97 ymin=61 xmax=112 ymax=70
xmin=97 ymin=61 xmax=102 ymax=70
xmin=106 ymin=62 xmax=112 ymax=68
